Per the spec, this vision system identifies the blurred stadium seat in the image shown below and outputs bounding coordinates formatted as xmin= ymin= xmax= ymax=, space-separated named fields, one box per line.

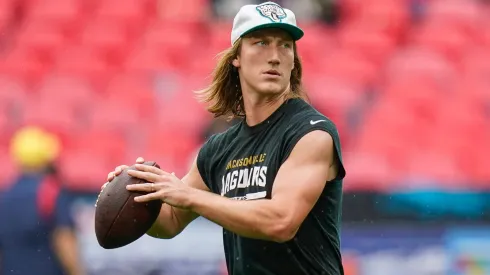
xmin=26 ymin=0 xmax=83 ymax=27
xmin=0 ymin=0 xmax=11 ymax=27
xmin=15 ymin=21 xmax=67 ymax=60
xmin=53 ymin=46 xmax=113 ymax=84
xmin=78 ymin=18 xmax=130 ymax=65
xmin=94 ymin=0 xmax=148 ymax=22
xmin=157 ymin=0 xmax=210 ymax=22
xmin=0 ymin=46 xmax=47 ymax=83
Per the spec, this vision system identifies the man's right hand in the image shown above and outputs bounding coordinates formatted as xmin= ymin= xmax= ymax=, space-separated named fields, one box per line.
xmin=101 ymin=157 xmax=146 ymax=190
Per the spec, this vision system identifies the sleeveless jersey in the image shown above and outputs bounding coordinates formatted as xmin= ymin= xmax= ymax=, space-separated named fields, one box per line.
xmin=197 ymin=98 xmax=346 ymax=275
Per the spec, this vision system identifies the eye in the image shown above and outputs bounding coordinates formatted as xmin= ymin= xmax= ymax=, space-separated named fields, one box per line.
xmin=282 ymin=42 xmax=292 ymax=49
xmin=255 ymin=40 xmax=267 ymax=46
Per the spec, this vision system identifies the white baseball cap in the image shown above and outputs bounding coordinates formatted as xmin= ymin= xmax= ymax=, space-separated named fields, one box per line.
xmin=231 ymin=1 xmax=304 ymax=46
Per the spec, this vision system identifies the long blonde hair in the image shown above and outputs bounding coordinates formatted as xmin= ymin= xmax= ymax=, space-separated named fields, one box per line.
xmin=195 ymin=38 xmax=308 ymax=119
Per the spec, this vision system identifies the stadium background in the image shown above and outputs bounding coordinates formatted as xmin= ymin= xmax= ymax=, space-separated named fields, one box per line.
xmin=1 ymin=0 xmax=490 ymax=274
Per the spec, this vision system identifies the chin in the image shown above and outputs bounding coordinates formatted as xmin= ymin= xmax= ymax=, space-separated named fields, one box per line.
xmin=256 ymin=83 xmax=286 ymax=95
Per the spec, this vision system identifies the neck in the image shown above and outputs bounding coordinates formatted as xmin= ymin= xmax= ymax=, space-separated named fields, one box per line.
xmin=242 ymin=92 xmax=288 ymax=127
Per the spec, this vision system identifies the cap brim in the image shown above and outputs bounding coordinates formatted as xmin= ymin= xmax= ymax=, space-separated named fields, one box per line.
xmin=240 ymin=23 xmax=304 ymax=42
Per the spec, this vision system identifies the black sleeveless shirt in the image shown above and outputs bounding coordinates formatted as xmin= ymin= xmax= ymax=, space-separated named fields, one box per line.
xmin=197 ymin=98 xmax=346 ymax=275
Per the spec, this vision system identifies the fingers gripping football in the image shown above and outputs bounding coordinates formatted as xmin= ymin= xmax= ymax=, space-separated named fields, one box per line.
xmin=126 ymin=166 xmax=190 ymax=208
xmin=102 ymin=157 xmax=147 ymax=190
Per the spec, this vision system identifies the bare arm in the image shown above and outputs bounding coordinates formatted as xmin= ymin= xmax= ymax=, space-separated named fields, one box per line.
xmin=188 ymin=130 xmax=338 ymax=242
xmin=52 ymin=227 xmax=84 ymax=275
xmin=146 ymin=157 xmax=210 ymax=239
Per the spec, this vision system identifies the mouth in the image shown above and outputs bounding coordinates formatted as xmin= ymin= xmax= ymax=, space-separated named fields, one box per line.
xmin=263 ymin=70 xmax=281 ymax=76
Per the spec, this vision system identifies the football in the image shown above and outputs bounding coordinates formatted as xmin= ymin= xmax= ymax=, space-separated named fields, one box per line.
xmin=94 ymin=161 xmax=162 ymax=249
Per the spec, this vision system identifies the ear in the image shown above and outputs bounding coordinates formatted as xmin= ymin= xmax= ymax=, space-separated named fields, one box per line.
xmin=232 ymin=57 xmax=240 ymax=68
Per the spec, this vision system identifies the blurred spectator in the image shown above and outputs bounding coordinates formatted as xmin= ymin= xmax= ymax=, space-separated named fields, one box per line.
xmin=0 ymin=126 xmax=85 ymax=275
xmin=313 ymin=0 xmax=340 ymax=25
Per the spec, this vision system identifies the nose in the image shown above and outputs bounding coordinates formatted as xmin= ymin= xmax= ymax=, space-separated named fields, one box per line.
xmin=268 ymin=46 xmax=280 ymax=66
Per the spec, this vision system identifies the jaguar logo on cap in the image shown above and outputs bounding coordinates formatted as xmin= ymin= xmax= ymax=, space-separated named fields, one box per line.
xmin=256 ymin=2 xmax=287 ymax=23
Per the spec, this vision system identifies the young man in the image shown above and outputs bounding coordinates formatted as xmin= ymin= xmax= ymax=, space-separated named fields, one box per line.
xmin=104 ymin=2 xmax=346 ymax=274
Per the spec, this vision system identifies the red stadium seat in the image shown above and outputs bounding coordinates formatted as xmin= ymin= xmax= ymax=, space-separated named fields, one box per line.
xmin=433 ymin=97 xmax=487 ymax=140
xmin=88 ymin=101 xmax=141 ymax=133
xmin=155 ymin=75 xmax=211 ymax=134
xmin=318 ymin=49 xmax=379 ymax=86
xmin=36 ymin=74 xmax=97 ymax=114
xmin=15 ymin=21 xmax=66 ymax=58
xmin=459 ymin=48 xmax=490 ymax=83
xmin=187 ymin=49 xmax=218 ymax=75
xmin=467 ymin=134 xmax=490 ymax=185
xmin=307 ymin=77 xmax=364 ymax=122
xmin=65 ymin=129 xmax=128 ymax=163
xmin=0 ymin=76 xmax=28 ymax=104
xmin=354 ymin=96 xmax=426 ymax=171
xmin=409 ymin=19 xmax=469 ymax=63
xmin=0 ymin=107 xmax=9 ymax=136
xmin=449 ymin=126 xmax=490 ymax=186
xmin=0 ymin=46 xmax=47 ymax=83
xmin=296 ymin=23 xmax=335 ymax=67
xmin=402 ymin=151 xmax=468 ymax=189
xmin=0 ymin=0 xmax=14 ymax=30
xmin=208 ymin=21 xmax=234 ymax=52
xmin=78 ymin=18 xmax=130 ymax=65
xmin=123 ymin=43 xmax=175 ymax=73
xmin=382 ymin=77 xmax=446 ymax=111
xmin=341 ymin=0 xmax=410 ymax=39
xmin=143 ymin=130 xmax=200 ymax=176
xmin=455 ymin=78 xmax=490 ymax=102
xmin=158 ymin=0 xmax=210 ymax=22
xmin=139 ymin=20 xmax=204 ymax=70
xmin=94 ymin=0 xmax=148 ymax=23
xmin=343 ymin=151 xmax=398 ymax=192
xmin=57 ymin=149 xmax=116 ymax=191
xmin=338 ymin=23 xmax=396 ymax=64
xmin=26 ymin=0 xmax=82 ymax=26
xmin=21 ymin=96 xmax=83 ymax=140
xmin=0 ymin=76 xmax=28 ymax=131
xmin=383 ymin=47 xmax=457 ymax=88
xmin=425 ymin=0 xmax=480 ymax=31
xmin=53 ymin=46 xmax=113 ymax=84
xmin=59 ymin=129 xmax=130 ymax=190
xmin=476 ymin=22 xmax=490 ymax=49
xmin=103 ymin=73 xmax=156 ymax=118
xmin=144 ymin=20 xmax=202 ymax=47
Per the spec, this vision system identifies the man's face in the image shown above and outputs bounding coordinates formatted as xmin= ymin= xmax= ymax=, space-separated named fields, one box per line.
xmin=233 ymin=28 xmax=295 ymax=96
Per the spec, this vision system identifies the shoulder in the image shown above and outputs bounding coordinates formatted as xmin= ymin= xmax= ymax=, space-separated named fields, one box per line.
xmin=284 ymin=100 xmax=340 ymax=142
xmin=280 ymin=100 xmax=346 ymax=179
xmin=200 ymin=122 xmax=242 ymax=152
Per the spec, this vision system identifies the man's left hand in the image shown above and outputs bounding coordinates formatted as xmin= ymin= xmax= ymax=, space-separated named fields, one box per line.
xmin=126 ymin=164 xmax=196 ymax=210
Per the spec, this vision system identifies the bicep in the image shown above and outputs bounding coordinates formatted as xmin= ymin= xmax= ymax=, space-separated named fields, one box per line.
xmin=271 ymin=130 xmax=336 ymax=227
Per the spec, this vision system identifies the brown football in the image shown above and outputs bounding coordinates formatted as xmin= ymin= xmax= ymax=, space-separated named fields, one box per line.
xmin=94 ymin=161 xmax=162 ymax=249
